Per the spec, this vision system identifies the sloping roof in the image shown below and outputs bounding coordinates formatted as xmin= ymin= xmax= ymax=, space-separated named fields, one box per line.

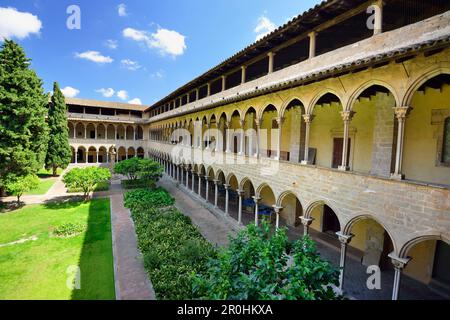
xmin=65 ymin=97 xmax=147 ymax=112
xmin=146 ymin=0 xmax=367 ymax=111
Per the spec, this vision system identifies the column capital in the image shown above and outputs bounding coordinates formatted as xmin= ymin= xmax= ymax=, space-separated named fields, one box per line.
xmin=340 ymin=110 xmax=355 ymax=122
xmin=236 ymin=189 xmax=245 ymax=196
xmin=239 ymin=119 xmax=245 ymax=128
xmin=254 ymin=118 xmax=262 ymax=127
xmin=336 ymin=232 xmax=354 ymax=244
xmin=267 ymin=51 xmax=275 ymax=58
xmin=225 ymin=120 xmax=232 ymax=128
xmin=272 ymin=205 xmax=283 ymax=213
xmin=213 ymin=179 xmax=220 ymax=185
xmin=393 ymin=106 xmax=411 ymax=120
xmin=300 ymin=216 xmax=314 ymax=226
xmin=276 ymin=117 xmax=285 ymax=126
xmin=252 ymin=196 xmax=261 ymax=203
xmin=302 ymin=114 xmax=314 ymax=123
xmin=241 ymin=65 xmax=246 ymax=70
xmin=388 ymin=253 xmax=411 ymax=269
xmin=223 ymin=184 xmax=231 ymax=190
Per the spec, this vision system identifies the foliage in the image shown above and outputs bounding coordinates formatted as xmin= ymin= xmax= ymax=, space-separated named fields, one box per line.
xmin=45 ymin=82 xmax=72 ymax=176
xmin=67 ymin=181 xmax=110 ymax=193
xmin=121 ymin=179 xmax=155 ymax=190
xmin=0 ymin=40 xmax=49 ymax=191
xmin=192 ymin=220 xmax=341 ymax=300
xmin=5 ymin=174 xmax=40 ymax=203
xmin=127 ymin=188 xmax=215 ymax=299
xmin=53 ymin=222 xmax=86 ymax=237
xmin=63 ymin=167 xmax=111 ymax=200
xmin=124 ymin=188 xmax=174 ymax=211
xmin=114 ymin=157 xmax=163 ymax=182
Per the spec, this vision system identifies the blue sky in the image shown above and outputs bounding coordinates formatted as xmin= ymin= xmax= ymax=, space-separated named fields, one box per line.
xmin=0 ymin=0 xmax=322 ymax=105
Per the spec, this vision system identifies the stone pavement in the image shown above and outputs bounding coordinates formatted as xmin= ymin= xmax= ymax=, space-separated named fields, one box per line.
xmin=109 ymin=180 xmax=156 ymax=300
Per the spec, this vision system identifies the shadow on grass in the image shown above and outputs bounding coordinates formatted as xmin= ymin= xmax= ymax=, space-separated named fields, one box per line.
xmin=70 ymin=198 xmax=115 ymax=300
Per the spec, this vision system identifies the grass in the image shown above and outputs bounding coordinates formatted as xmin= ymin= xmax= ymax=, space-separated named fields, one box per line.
xmin=23 ymin=168 xmax=64 ymax=196
xmin=0 ymin=198 xmax=115 ymax=300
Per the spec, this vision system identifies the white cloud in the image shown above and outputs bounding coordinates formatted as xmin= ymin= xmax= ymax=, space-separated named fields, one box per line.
xmin=95 ymin=88 xmax=115 ymax=98
xmin=61 ymin=86 xmax=80 ymax=98
xmin=254 ymin=15 xmax=276 ymax=41
xmin=123 ymin=27 xmax=186 ymax=57
xmin=0 ymin=7 xmax=42 ymax=41
xmin=117 ymin=90 xmax=128 ymax=100
xmin=121 ymin=59 xmax=141 ymax=71
xmin=128 ymin=98 xmax=142 ymax=105
xmin=118 ymin=4 xmax=127 ymax=17
xmin=151 ymin=70 xmax=164 ymax=79
xmin=75 ymin=50 xmax=113 ymax=64
xmin=105 ymin=39 xmax=118 ymax=49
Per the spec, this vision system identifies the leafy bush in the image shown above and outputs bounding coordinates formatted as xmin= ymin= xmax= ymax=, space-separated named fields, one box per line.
xmin=124 ymin=188 xmax=174 ymax=211
xmin=53 ymin=222 xmax=86 ymax=237
xmin=192 ymin=220 xmax=341 ymax=300
xmin=63 ymin=167 xmax=111 ymax=201
xmin=121 ymin=179 xmax=155 ymax=190
xmin=114 ymin=158 xmax=163 ymax=182
xmin=128 ymin=189 xmax=215 ymax=300
xmin=67 ymin=181 xmax=110 ymax=193
xmin=6 ymin=174 xmax=40 ymax=204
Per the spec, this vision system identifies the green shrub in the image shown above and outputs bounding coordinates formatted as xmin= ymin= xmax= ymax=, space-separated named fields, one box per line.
xmin=121 ymin=179 xmax=155 ymax=190
xmin=67 ymin=181 xmax=110 ymax=193
xmin=53 ymin=222 xmax=86 ymax=237
xmin=124 ymin=188 xmax=174 ymax=210
xmin=114 ymin=158 xmax=163 ymax=182
xmin=192 ymin=220 xmax=341 ymax=300
xmin=6 ymin=174 xmax=40 ymax=204
xmin=63 ymin=167 xmax=111 ymax=200
xmin=129 ymin=193 xmax=216 ymax=300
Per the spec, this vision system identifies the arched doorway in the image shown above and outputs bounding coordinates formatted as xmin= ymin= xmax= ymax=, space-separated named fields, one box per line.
xmin=137 ymin=147 xmax=145 ymax=159
xmin=282 ymin=99 xmax=305 ymax=162
xmin=127 ymin=147 xmax=135 ymax=159
xmin=240 ymin=178 xmax=256 ymax=225
xmin=260 ymin=105 xmax=278 ymax=158
xmin=87 ymin=147 xmax=97 ymax=163
xmin=243 ymin=107 xmax=257 ymax=156
xmin=77 ymin=146 xmax=86 ymax=163
xmin=118 ymin=147 xmax=127 ymax=161
xmin=98 ymin=146 xmax=107 ymax=163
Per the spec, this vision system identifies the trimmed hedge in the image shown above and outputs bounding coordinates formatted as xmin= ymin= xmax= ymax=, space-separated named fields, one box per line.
xmin=124 ymin=188 xmax=216 ymax=299
xmin=121 ymin=179 xmax=155 ymax=190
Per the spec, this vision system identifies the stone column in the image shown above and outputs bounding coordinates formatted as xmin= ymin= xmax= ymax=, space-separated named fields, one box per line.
xmin=205 ymin=177 xmax=210 ymax=202
xmin=300 ymin=216 xmax=314 ymax=235
xmin=133 ymin=126 xmax=136 ymax=141
xmin=224 ymin=184 xmax=230 ymax=215
xmin=237 ymin=189 xmax=244 ymax=225
xmin=255 ymin=119 xmax=261 ymax=158
xmin=241 ymin=66 xmax=246 ymax=84
xmin=301 ymin=114 xmax=314 ymax=164
xmin=191 ymin=171 xmax=195 ymax=192
xmin=338 ymin=111 xmax=354 ymax=171
xmin=214 ymin=180 xmax=219 ymax=208
xmin=205 ymin=123 xmax=211 ymax=150
xmin=391 ymin=106 xmax=410 ymax=180
xmin=198 ymin=175 xmax=202 ymax=196
xmin=253 ymin=196 xmax=261 ymax=226
xmin=268 ymin=52 xmax=275 ymax=74
xmin=75 ymin=152 xmax=78 ymax=164
xmin=275 ymin=117 xmax=284 ymax=160
xmin=222 ymin=75 xmax=226 ymax=92
xmin=207 ymin=82 xmax=211 ymax=96
xmin=272 ymin=206 xmax=283 ymax=229
xmin=181 ymin=167 xmax=184 ymax=185
xmin=196 ymin=88 xmax=199 ymax=101
xmin=96 ymin=151 xmax=99 ymax=163
xmin=186 ymin=169 xmax=190 ymax=187
xmin=84 ymin=125 xmax=87 ymax=139
xmin=336 ymin=232 xmax=354 ymax=293
xmin=373 ymin=0 xmax=383 ymax=35
xmin=239 ymin=120 xmax=245 ymax=155
xmin=388 ymin=253 xmax=411 ymax=300
xmin=94 ymin=124 xmax=98 ymax=140
xmin=308 ymin=32 xmax=316 ymax=59
xmin=225 ymin=121 xmax=232 ymax=153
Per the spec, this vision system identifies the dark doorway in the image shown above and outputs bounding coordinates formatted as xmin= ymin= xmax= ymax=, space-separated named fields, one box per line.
xmin=322 ymin=205 xmax=340 ymax=235
xmin=332 ymin=138 xmax=351 ymax=168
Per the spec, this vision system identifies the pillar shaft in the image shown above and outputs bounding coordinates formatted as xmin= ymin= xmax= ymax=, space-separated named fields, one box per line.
xmin=253 ymin=196 xmax=261 ymax=226
xmin=392 ymin=106 xmax=410 ymax=179
xmin=339 ymin=111 xmax=354 ymax=171
xmin=301 ymin=115 xmax=313 ymax=164
xmin=309 ymin=32 xmax=316 ymax=59
xmin=336 ymin=232 xmax=353 ymax=294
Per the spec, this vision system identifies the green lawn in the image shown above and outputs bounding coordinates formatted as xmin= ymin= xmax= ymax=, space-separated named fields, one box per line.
xmin=0 ymin=198 xmax=115 ymax=300
xmin=23 ymin=168 xmax=64 ymax=196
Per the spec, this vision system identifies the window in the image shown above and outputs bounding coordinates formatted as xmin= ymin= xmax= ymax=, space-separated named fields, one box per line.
xmin=443 ymin=117 xmax=450 ymax=164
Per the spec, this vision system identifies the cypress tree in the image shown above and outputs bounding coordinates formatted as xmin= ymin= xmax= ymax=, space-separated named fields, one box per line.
xmin=45 ymin=82 xmax=72 ymax=176
xmin=0 ymin=40 xmax=49 ymax=193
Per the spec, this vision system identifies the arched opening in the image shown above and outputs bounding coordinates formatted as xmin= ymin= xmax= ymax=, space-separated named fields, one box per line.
xmin=243 ymin=107 xmax=257 ymax=156
xmin=118 ymin=147 xmax=127 ymax=161
xmin=126 ymin=126 xmax=134 ymax=140
xmin=75 ymin=123 xmax=85 ymax=139
xmin=117 ymin=125 xmax=125 ymax=140
xmin=98 ymin=146 xmax=107 ymax=163
xmin=127 ymin=147 xmax=135 ymax=159
xmin=208 ymin=115 xmax=217 ymax=150
xmin=309 ymin=93 xmax=344 ymax=168
xmin=188 ymin=120 xmax=194 ymax=147
xmin=260 ymin=105 xmax=278 ymax=158
xmin=87 ymin=147 xmax=97 ymax=163
xmin=216 ymin=171 xmax=226 ymax=211
xmin=137 ymin=147 xmax=145 ymax=159
xmin=229 ymin=110 xmax=242 ymax=153
xmin=226 ymin=174 xmax=239 ymax=220
xmin=257 ymin=184 xmax=276 ymax=225
xmin=206 ymin=168 xmax=215 ymax=204
xmin=97 ymin=124 xmax=106 ymax=140
xmin=403 ymin=73 xmax=450 ymax=185
xmin=278 ymin=192 xmax=303 ymax=231
xmin=198 ymin=165 xmax=206 ymax=197
xmin=282 ymin=99 xmax=305 ymax=162
xmin=218 ymin=113 xmax=227 ymax=152
xmin=136 ymin=126 xmax=144 ymax=140
xmin=68 ymin=123 xmax=75 ymax=139
xmin=240 ymin=178 xmax=256 ymax=225
xmin=351 ymin=85 xmax=396 ymax=176
xmin=107 ymin=124 xmax=115 ymax=140
xmin=77 ymin=146 xmax=86 ymax=163
xmin=86 ymin=123 xmax=96 ymax=139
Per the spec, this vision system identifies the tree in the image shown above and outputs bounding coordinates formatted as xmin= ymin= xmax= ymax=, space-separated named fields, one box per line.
xmin=45 ymin=82 xmax=71 ymax=176
xmin=114 ymin=158 xmax=163 ymax=182
xmin=192 ymin=221 xmax=341 ymax=300
xmin=63 ymin=167 xmax=111 ymax=201
xmin=6 ymin=175 xmax=39 ymax=204
xmin=0 ymin=40 xmax=49 ymax=194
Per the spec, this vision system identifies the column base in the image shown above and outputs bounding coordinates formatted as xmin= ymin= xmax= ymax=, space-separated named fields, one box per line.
xmin=390 ymin=173 xmax=405 ymax=180
xmin=338 ymin=165 xmax=350 ymax=171
xmin=300 ymin=160 xmax=311 ymax=165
